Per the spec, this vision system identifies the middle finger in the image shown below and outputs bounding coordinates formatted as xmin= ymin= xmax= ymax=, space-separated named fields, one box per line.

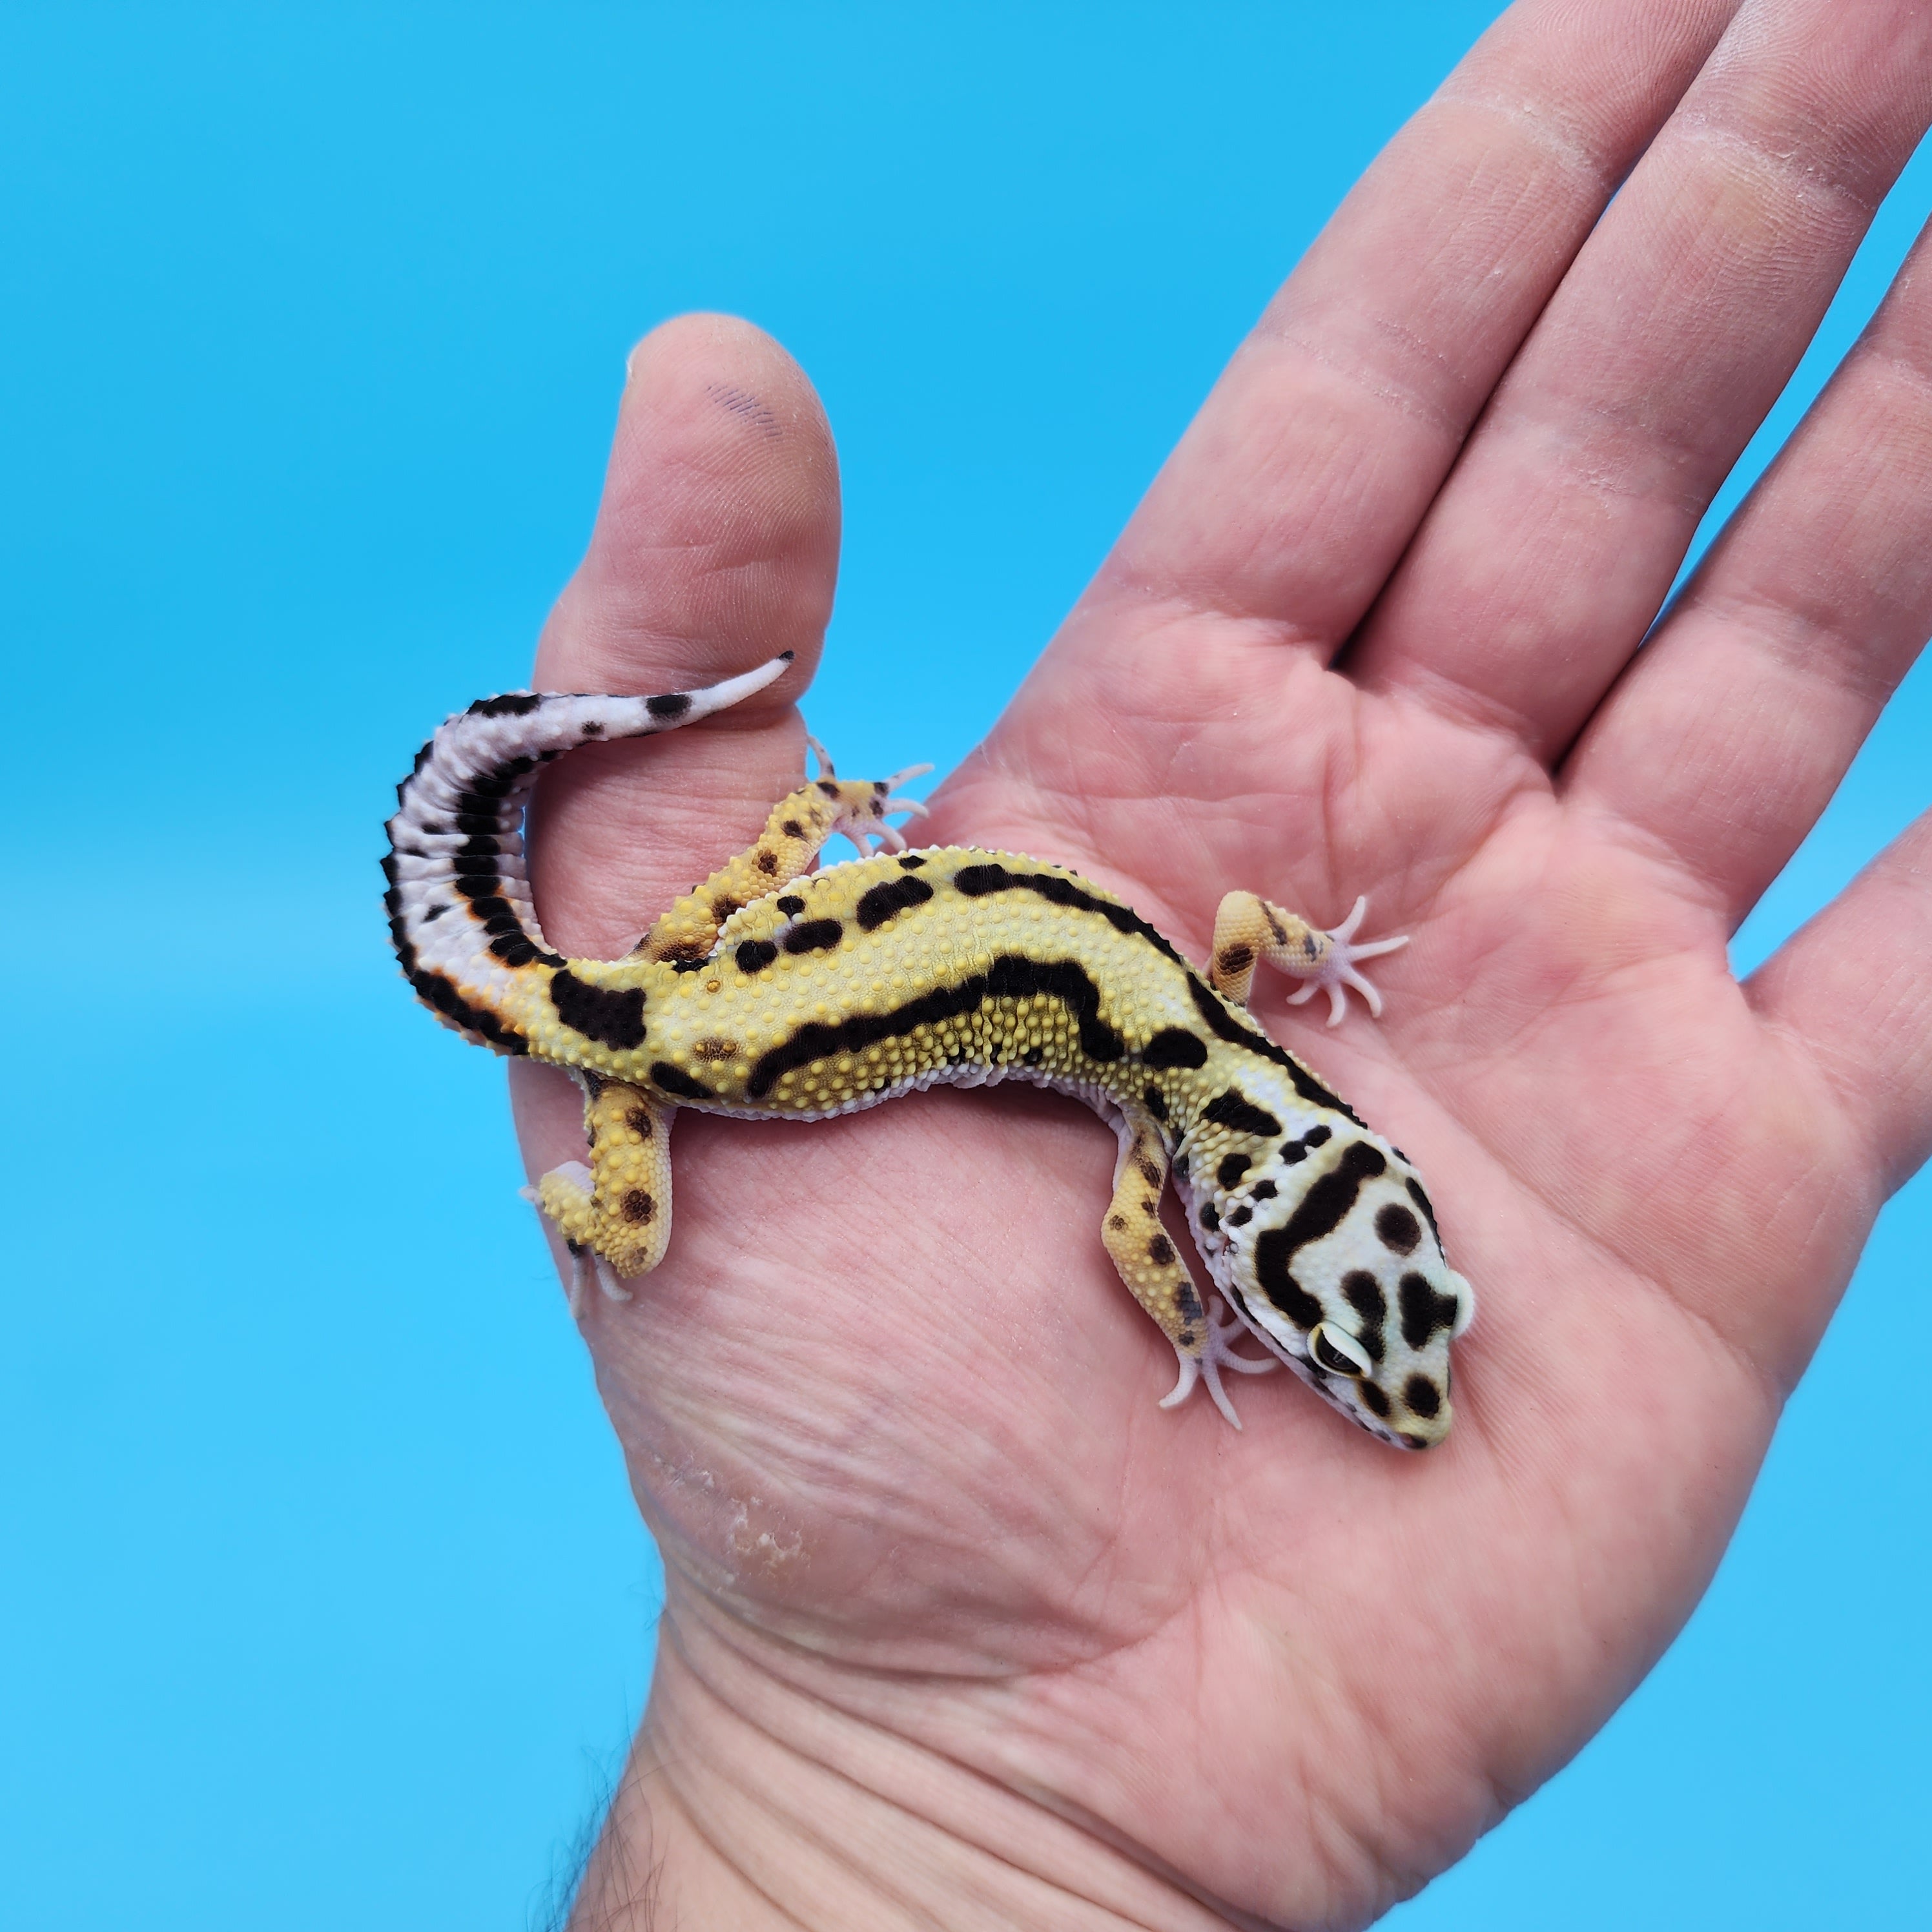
xmin=1346 ymin=0 xmax=1932 ymax=762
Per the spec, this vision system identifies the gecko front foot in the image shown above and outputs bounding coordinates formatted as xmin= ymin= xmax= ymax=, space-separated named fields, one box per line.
xmin=1159 ymin=1298 xmax=1279 ymax=1428
xmin=806 ymin=735 xmax=933 ymax=854
xmin=1280 ymin=896 xmax=1411 ymax=1025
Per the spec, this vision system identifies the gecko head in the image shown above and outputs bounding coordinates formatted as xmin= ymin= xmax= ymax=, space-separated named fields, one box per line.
xmin=1231 ymin=1133 xmax=1474 ymax=1450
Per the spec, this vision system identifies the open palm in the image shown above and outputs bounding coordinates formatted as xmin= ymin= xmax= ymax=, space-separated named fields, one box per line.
xmin=504 ymin=5 xmax=1932 ymax=1924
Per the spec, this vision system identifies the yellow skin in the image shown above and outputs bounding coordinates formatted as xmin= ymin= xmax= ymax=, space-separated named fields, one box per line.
xmin=389 ymin=698 xmax=1471 ymax=1442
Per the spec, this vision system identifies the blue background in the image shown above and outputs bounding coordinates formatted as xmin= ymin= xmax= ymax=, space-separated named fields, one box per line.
xmin=4 ymin=4 xmax=1926 ymax=1924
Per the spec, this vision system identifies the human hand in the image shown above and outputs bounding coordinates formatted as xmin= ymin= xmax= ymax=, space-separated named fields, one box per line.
xmin=509 ymin=3 xmax=1932 ymax=1924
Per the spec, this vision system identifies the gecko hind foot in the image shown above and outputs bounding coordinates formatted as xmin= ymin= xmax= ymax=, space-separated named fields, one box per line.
xmin=520 ymin=1162 xmax=635 ymax=1315
xmin=807 ymin=734 xmax=934 ymax=854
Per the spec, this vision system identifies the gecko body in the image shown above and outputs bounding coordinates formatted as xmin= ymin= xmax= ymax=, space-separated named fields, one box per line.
xmin=385 ymin=652 xmax=1473 ymax=1446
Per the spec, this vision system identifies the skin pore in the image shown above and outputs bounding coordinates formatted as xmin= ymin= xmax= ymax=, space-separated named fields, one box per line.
xmin=505 ymin=2 xmax=1932 ymax=1925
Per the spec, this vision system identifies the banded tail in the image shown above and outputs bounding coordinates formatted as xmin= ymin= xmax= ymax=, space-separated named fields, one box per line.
xmin=382 ymin=651 xmax=795 ymax=1053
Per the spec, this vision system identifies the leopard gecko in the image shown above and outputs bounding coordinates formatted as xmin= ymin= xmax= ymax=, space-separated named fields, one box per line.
xmin=383 ymin=651 xmax=1474 ymax=1446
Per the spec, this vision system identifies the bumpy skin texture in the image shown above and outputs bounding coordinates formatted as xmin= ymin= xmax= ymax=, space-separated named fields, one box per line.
xmin=385 ymin=665 xmax=1472 ymax=1444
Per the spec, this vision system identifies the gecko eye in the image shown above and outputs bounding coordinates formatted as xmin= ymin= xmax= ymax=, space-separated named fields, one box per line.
xmin=1308 ymin=1322 xmax=1373 ymax=1377
xmin=1446 ymin=1271 xmax=1476 ymax=1338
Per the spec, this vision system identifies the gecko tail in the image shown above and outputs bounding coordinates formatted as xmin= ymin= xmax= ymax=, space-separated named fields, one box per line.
xmin=382 ymin=652 xmax=795 ymax=1051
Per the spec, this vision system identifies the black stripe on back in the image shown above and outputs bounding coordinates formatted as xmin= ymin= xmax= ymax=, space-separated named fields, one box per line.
xmin=1186 ymin=977 xmax=1364 ymax=1124
xmin=745 ymin=951 xmax=1124 ymax=1099
xmin=951 ymin=862 xmax=1189 ymax=970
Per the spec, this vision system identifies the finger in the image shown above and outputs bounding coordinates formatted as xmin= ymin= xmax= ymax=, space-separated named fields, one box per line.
xmin=529 ymin=313 xmax=841 ymax=960
xmin=1088 ymin=0 xmax=1738 ymax=650
xmin=1350 ymin=0 xmax=1932 ymax=758
xmin=1564 ymin=213 xmax=1932 ymax=926
xmin=1748 ymin=809 xmax=1932 ymax=1193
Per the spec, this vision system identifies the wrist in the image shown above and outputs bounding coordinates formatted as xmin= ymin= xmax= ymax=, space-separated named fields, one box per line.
xmin=571 ymin=1582 xmax=1252 ymax=1932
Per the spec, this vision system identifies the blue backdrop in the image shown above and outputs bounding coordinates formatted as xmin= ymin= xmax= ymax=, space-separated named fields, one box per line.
xmin=4 ymin=5 xmax=1926 ymax=1925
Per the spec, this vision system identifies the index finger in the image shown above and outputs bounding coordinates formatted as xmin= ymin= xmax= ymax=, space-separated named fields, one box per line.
xmin=1087 ymin=0 xmax=1737 ymax=652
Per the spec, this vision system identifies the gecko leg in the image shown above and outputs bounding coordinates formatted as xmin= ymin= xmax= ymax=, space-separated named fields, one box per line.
xmin=521 ymin=1074 xmax=674 ymax=1316
xmin=1209 ymin=891 xmax=1409 ymax=1025
xmin=1099 ymin=1102 xmax=1267 ymax=1427
xmin=635 ymin=743 xmax=930 ymax=963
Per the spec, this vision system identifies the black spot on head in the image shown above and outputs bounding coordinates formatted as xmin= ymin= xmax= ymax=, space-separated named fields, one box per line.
xmin=1143 ymin=1086 xmax=1169 ymax=1122
xmin=1339 ymin=1271 xmax=1385 ymax=1359
xmin=1252 ymin=1140 xmax=1388 ymax=1311
xmin=855 ymin=873 xmax=935 ymax=930
xmin=898 ymin=853 xmax=927 ymax=869
xmin=620 ymin=1189 xmax=655 ymax=1224
xmin=1142 ymin=1027 xmax=1208 ymax=1070
xmin=646 ymin=692 xmax=692 ymax=719
xmin=550 ymin=970 xmax=648 ymax=1051
xmin=1376 ymin=1203 xmax=1422 ymax=1254
xmin=1217 ymin=1153 xmax=1251 ymax=1189
xmin=783 ymin=918 xmax=845 ymax=954
xmin=1248 ymin=1178 xmax=1276 ymax=1202
xmin=650 ymin=1061 xmax=714 ymax=1101
xmin=1280 ymin=1142 xmax=1307 ymax=1165
xmin=1200 ymin=1089 xmax=1282 ymax=1138
xmin=1293 ymin=1140 xmax=1386 ymax=1235
xmin=775 ymin=896 xmax=805 ymax=915
xmin=1403 ymin=1374 xmax=1441 ymax=1419
xmin=1399 ymin=1272 xmax=1461 ymax=1350
xmin=1147 ymin=1233 xmax=1176 ymax=1267
xmin=1342 ymin=1270 xmax=1386 ymax=1324
xmin=1303 ymin=1125 xmax=1332 ymax=1149
xmin=1199 ymin=1202 xmax=1220 ymax=1231
xmin=1359 ymin=1381 xmax=1391 ymax=1417
xmin=1226 ymin=1204 xmax=1253 ymax=1227
xmin=467 ymin=690 xmax=542 ymax=717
